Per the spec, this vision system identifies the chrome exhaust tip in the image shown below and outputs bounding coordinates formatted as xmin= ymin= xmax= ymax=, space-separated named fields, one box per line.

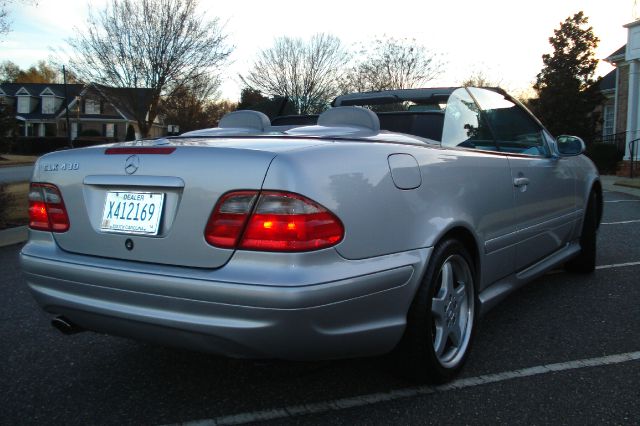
xmin=51 ymin=316 xmax=84 ymax=335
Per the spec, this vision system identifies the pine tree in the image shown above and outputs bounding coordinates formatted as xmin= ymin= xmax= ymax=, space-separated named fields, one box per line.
xmin=531 ymin=12 xmax=603 ymax=141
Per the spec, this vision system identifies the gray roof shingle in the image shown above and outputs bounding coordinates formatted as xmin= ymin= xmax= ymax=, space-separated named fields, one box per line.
xmin=599 ymin=70 xmax=616 ymax=91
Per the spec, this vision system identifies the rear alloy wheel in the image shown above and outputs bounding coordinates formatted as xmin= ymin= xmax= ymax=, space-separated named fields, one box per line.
xmin=565 ymin=190 xmax=597 ymax=274
xmin=430 ymin=253 xmax=475 ymax=368
xmin=398 ymin=239 xmax=477 ymax=383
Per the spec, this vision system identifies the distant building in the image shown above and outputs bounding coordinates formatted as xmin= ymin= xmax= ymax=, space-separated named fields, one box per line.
xmin=602 ymin=20 xmax=640 ymax=176
xmin=0 ymin=82 xmax=166 ymax=141
xmin=596 ymin=69 xmax=616 ymax=142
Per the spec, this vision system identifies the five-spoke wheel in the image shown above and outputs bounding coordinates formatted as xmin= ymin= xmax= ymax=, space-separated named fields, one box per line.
xmin=430 ymin=254 xmax=475 ymax=368
xmin=397 ymin=238 xmax=477 ymax=383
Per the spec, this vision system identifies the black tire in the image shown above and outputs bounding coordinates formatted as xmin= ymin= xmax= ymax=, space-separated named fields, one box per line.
xmin=396 ymin=238 xmax=477 ymax=384
xmin=565 ymin=190 xmax=597 ymax=274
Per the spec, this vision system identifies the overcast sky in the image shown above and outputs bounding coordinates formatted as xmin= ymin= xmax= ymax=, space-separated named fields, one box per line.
xmin=0 ymin=0 xmax=634 ymax=100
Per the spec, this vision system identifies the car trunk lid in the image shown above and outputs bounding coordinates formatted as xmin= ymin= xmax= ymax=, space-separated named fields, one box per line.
xmin=33 ymin=140 xmax=303 ymax=268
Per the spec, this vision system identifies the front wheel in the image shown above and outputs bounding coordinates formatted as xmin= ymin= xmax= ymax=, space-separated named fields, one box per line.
xmin=397 ymin=239 xmax=477 ymax=383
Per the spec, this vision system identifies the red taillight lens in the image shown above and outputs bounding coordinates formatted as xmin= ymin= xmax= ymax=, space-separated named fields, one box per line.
xmin=240 ymin=192 xmax=343 ymax=251
xmin=204 ymin=191 xmax=258 ymax=248
xmin=28 ymin=183 xmax=70 ymax=232
xmin=204 ymin=191 xmax=344 ymax=252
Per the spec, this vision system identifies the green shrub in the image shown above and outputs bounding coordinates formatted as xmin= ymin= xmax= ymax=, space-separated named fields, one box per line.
xmin=125 ymin=125 xmax=136 ymax=141
xmin=11 ymin=137 xmax=69 ymax=155
xmin=79 ymin=129 xmax=102 ymax=137
xmin=0 ymin=137 xmax=14 ymax=154
xmin=586 ymin=143 xmax=624 ymax=174
xmin=73 ymin=137 xmax=115 ymax=148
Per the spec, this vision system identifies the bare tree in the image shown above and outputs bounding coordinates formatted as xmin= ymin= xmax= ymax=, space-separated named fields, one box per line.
xmin=0 ymin=60 xmax=20 ymax=82
xmin=0 ymin=60 xmax=77 ymax=83
xmin=0 ymin=2 xmax=9 ymax=36
xmin=342 ymin=37 xmax=444 ymax=93
xmin=0 ymin=0 xmax=36 ymax=37
xmin=461 ymin=70 xmax=502 ymax=88
xmin=68 ymin=0 xmax=231 ymax=137
xmin=161 ymin=73 xmax=230 ymax=132
xmin=241 ymin=33 xmax=349 ymax=114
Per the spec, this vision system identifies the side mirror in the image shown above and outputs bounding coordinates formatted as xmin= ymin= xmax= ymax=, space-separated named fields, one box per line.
xmin=556 ymin=135 xmax=586 ymax=156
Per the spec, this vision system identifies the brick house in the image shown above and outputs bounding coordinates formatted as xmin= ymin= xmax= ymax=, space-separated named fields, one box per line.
xmin=0 ymin=82 xmax=166 ymax=141
xmin=602 ymin=20 xmax=640 ymax=176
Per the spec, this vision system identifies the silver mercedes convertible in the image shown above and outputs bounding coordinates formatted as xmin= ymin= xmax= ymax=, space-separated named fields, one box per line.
xmin=20 ymin=87 xmax=601 ymax=383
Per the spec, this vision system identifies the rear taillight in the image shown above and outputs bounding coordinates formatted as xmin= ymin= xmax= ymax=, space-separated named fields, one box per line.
xmin=204 ymin=191 xmax=258 ymax=248
xmin=205 ymin=191 xmax=344 ymax=252
xmin=28 ymin=183 xmax=70 ymax=232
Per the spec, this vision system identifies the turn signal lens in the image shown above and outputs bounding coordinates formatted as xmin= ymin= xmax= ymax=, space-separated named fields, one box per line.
xmin=204 ymin=191 xmax=344 ymax=252
xmin=28 ymin=183 xmax=70 ymax=232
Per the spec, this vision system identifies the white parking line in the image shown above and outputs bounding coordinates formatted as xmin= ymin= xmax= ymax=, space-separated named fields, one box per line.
xmin=602 ymin=219 xmax=640 ymax=225
xmin=604 ymin=200 xmax=640 ymax=203
xmin=596 ymin=261 xmax=640 ymax=270
xmin=178 ymin=351 xmax=640 ymax=426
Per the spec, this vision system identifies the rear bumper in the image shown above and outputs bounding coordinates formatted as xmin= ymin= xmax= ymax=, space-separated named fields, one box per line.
xmin=21 ymin=231 xmax=430 ymax=360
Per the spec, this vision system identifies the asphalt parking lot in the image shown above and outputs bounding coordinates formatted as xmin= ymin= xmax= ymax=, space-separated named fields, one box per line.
xmin=1 ymin=189 xmax=639 ymax=425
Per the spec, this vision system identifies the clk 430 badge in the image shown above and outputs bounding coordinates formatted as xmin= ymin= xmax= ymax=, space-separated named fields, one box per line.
xmin=41 ymin=162 xmax=80 ymax=172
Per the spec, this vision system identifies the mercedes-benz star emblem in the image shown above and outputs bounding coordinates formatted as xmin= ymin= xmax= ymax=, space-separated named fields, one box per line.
xmin=124 ymin=154 xmax=140 ymax=175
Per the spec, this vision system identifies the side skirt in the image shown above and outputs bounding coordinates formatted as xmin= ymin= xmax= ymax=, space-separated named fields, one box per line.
xmin=478 ymin=241 xmax=581 ymax=316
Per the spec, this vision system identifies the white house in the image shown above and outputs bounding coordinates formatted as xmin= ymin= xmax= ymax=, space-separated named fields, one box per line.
xmin=604 ymin=20 xmax=640 ymax=176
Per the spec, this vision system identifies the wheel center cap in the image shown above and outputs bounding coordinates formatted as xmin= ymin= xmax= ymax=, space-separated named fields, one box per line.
xmin=446 ymin=294 xmax=457 ymax=325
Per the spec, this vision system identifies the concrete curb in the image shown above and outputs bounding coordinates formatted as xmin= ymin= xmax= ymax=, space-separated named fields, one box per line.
xmin=600 ymin=175 xmax=640 ymax=198
xmin=0 ymin=226 xmax=28 ymax=248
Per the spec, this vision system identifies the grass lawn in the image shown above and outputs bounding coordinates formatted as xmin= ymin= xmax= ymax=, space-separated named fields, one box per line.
xmin=0 ymin=181 xmax=29 ymax=230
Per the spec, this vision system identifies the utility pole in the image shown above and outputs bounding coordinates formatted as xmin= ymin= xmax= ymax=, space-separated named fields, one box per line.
xmin=62 ymin=66 xmax=73 ymax=148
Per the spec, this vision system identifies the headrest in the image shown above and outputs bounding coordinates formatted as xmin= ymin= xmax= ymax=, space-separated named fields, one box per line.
xmin=317 ymin=106 xmax=380 ymax=132
xmin=219 ymin=110 xmax=271 ymax=131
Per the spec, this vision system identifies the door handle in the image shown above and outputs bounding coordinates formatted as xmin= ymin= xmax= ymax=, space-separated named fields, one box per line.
xmin=513 ymin=177 xmax=530 ymax=187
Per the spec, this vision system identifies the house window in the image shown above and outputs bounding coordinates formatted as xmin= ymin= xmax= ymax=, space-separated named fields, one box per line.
xmin=42 ymin=96 xmax=56 ymax=114
xmin=105 ymin=123 xmax=115 ymax=137
xmin=17 ymin=96 xmax=30 ymax=114
xmin=85 ymin=99 xmax=101 ymax=115
xmin=603 ymin=105 xmax=614 ymax=137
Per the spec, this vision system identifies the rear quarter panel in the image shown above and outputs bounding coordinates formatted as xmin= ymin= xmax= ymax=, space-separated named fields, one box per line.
xmin=263 ymin=142 xmax=517 ymax=287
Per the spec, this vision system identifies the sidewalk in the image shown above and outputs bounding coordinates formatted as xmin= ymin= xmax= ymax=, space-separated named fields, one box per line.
xmin=0 ymin=226 xmax=27 ymax=248
xmin=600 ymin=175 xmax=640 ymax=198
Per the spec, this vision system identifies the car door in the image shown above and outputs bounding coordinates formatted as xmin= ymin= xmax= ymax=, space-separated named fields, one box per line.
xmin=441 ymin=88 xmax=517 ymax=287
xmin=467 ymin=88 xmax=577 ymax=271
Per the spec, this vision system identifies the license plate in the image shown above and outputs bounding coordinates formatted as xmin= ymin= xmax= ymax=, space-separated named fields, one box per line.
xmin=100 ymin=192 xmax=165 ymax=235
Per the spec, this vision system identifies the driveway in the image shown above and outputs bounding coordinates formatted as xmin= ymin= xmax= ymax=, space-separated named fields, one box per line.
xmin=1 ymin=188 xmax=639 ymax=425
